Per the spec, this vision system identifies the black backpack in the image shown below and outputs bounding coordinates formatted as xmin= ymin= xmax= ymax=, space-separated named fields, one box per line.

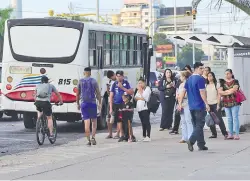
xmin=146 ymin=89 xmax=160 ymax=115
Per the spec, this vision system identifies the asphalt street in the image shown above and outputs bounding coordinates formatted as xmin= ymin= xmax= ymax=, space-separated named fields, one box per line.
xmin=0 ymin=110 xmax=162 ymax=157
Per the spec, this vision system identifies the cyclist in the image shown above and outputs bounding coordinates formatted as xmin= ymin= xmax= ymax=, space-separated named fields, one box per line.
xmin=34 ymin=76 xmax=63 ymax=139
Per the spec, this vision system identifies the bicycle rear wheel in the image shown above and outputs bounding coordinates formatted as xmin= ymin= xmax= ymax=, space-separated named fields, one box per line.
xmin=49 ymin=118 xmax=57 ymax=144
xmin=36 ymin=117 xmax=45 ymax=145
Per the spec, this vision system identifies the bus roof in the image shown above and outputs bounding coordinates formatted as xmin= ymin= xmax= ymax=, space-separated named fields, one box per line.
xmin=8 ymin=18 xmax=147 ymax=35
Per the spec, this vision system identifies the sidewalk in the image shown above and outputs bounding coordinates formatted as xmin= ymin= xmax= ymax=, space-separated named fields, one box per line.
xmin=1 ymin=124 xmax=250 ymax=180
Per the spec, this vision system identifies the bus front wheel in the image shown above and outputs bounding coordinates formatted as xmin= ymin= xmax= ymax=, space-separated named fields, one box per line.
xmin=23 ymin=113 xmax=36 ymax=129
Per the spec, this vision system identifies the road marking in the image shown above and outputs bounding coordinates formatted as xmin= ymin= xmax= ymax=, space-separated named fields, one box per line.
xmin=0 ymin=137 xmax=34 ymax=142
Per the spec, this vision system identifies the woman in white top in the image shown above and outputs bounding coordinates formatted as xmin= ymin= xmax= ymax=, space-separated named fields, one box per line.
xmin=206 ymin=72 xmax=228 ymax=139
xmin=134 ymin=78 xmax=152 ymax=142
xmin=177 ymin=71 xmax=193 ymax=143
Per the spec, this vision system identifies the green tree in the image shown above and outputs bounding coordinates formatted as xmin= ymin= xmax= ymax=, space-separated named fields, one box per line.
xmin=0 ymin=8 xmax=13 ymax=61
xmin=0 ymin=8 xmax=13 ymax=36
xmin=153 ymin=33 xmax=172 ymax=47
xmin=177 ymin=44 xmax=204 ymax=68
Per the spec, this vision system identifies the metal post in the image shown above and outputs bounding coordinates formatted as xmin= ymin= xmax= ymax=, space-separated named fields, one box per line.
xmin=192 ymin=10 xmax=195 ymax=64
xmin=96 ymin=0 xmax=99 ymax=23
xmin=174 ymin=0 xmax=178 ymax=63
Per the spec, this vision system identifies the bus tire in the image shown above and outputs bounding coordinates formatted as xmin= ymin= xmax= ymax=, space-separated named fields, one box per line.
xmin=11 ymin=113 xmax=18 ymax=121
xmin=23 ymin=113 xmax=36 ymax=129
xmin=97 ymin=98 xmax=107 ymax=130
xmin=0 ymin=112 xmax=3 ymax=119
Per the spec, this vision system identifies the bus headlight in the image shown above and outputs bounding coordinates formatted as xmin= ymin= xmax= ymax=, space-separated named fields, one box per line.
xmin=73 ymin=79 xmax=78 ymax=85
xmin=7 ymin=76 xmax=13 ymax=83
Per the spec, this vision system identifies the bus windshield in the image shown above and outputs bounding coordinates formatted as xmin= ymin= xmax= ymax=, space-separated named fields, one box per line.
xmin=10 ymin=26 xmax=80 ymax=58
xmin=7 ymin=19 xmax=84 ymax=64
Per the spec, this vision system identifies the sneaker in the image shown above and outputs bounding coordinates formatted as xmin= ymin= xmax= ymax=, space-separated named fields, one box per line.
xmin=91 ymin=138 xmax=97 ymax=145
xmin=128 ymin=139 xmax=132 ymax=143
xmin=209 ymin=135 xmax=217 ymax=139
xmin=159 ymin=128 xmax=165 ymax=131
xmin=105 ymin=135 xmax=113 ymax=139
xmin=49 ymin=134 xmax=54 ymax=140
xmin=198 ymin=146 xmax=208 ymax=151
xmin=143 ymin=136 xmax=151 ymax=142
xmin=118 ymin=136 xmax=125 ymax=142
xmin=179 ymin=140 xmax=186 ymax=143
xmin=169 ymin=131 xmax=179 ymax=135
xmin=186 ymin=140 xmax=194 ymax=152
xmin=86 ymin=141 xmax=91 ymax=146
xmin=113 ymin=135 xmax=120 ymax=139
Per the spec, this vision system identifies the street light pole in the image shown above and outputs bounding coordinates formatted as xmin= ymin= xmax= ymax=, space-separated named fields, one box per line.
xmin=192 ymin=8 xmax=195 ymax=64
xmin=174 ymin=0 xmax=178 ymax=64
xmin=96 ymin=0 xmax=99 ymax=23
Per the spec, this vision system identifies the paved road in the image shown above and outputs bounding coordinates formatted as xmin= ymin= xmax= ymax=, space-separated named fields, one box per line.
xmin=0 ymin=123 xmax=250 ymax=180
xmin=0 ymin=110 xmax=162 ymax=157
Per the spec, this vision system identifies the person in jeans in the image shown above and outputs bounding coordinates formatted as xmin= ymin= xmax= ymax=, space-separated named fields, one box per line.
xmin=110 ymin=70 xmax=134 ymax=142
xmin=158 ymin=69 xmax=176 ymax=131
xmin=218 ymin=69 xmax=240 ymax=140
xmin=134 ymin=78 xmax=152 ymax=142
xmin=178 ymin=71 xmax=193 ymax=143
xmin=178 ymin=62 xmax=210 ymax=152
xmin=206 ymin=72 xmax=228 ymax=139
xmin=76 ymin=67 xmax=101 ymax=146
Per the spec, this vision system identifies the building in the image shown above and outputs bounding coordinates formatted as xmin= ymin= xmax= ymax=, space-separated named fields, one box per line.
xmin=10 ymin=0 xmax=22 ymax=19
xmin=114 ymin=0 xmax=160 ymax=32
xmin=157 ymin=6 xmax=202 ymax=35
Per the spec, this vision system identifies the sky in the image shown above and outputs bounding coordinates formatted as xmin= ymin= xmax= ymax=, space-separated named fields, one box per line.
xmin=1 ymin=0 xmax=250 ymax=36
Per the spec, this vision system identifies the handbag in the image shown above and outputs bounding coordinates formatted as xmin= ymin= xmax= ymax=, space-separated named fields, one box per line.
xmin=235 ymin=89 xmax=246 ymax=103
xmin=205 ymin=113 xmax=214 ymax=127
xmin=210 ymin=112 xmax=220 ymax=125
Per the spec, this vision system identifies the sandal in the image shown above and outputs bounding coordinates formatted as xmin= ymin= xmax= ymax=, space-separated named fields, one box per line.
xmin=234 ymin=136 xmax=240 ymax=140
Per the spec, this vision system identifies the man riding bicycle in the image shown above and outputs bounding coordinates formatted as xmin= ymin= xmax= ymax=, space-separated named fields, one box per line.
xmin=34 ymin=76 xmax=63 ymax=139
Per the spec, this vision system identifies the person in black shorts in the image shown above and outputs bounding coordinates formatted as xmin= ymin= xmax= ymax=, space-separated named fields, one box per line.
xmin=121 ymin=94 xmax=135 ymax=142
xmin=35 ymin=76 xmax=63 ymax=139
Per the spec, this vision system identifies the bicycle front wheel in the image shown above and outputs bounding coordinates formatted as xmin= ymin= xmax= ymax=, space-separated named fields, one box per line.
xmin=49 ymin=118 xmax=57 ymax=144
xmin=36 ymin=118 xmax=45 ymax=145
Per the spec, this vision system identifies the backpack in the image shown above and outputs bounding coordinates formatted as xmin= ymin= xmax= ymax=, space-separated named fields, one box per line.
xmin=80 ymin=78 xmax=95 ymax=103
xmin=145 ymin=87 xmax=160 ymax=115
xmin=36 ymin=83 xmax=50 ymax=98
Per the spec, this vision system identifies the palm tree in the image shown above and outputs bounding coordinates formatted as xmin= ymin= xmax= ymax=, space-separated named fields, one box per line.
xmin=192 ymin=0 xmax=250 ymax=16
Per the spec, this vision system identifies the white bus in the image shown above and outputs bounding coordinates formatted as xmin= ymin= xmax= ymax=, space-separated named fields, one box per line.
xmin=1 ymin=18 xmax=147 ymax=129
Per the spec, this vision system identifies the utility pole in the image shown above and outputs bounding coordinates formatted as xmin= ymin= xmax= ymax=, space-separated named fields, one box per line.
xmin=174 ymin=0 xmax=178 ymax=63
xmin=149 ymin=0 xmax=153 ymax=38
xmin=96 ymin=0 xmax=99 ymax=23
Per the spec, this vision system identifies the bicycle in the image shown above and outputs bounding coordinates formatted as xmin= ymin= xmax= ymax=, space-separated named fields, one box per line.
xmin=36 ymin=103 xmax=61 ymax=145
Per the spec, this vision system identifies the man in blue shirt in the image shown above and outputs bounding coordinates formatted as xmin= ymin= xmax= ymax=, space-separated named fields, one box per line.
xmin=110 ymin=70 xmax=134 ymax=142
xmin=178 ymin=62 xmax=210 ymax=152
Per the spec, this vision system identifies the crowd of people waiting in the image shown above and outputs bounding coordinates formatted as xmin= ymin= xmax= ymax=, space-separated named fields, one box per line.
xmin=76 ymin=62 xmax=246 ymax=151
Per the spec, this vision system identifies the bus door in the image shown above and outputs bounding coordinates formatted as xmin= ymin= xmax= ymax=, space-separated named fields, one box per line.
xmin=97 ymin=45 xmax=104 ymax=94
